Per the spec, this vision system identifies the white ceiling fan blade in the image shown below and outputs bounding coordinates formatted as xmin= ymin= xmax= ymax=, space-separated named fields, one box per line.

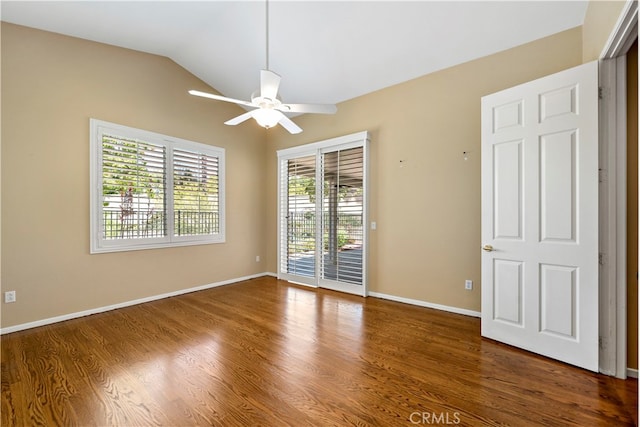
xmin=189 ymin=90 xmax=255 ymax=108
xmin=224 ymin=111 xmax=255 ymax=126
xmin=278 ymin=115 xmax=303 ymax=134
xmin=260 ymin=69 xmax=281 ymax=101
xmin=278 ymin=103 xmax=337 ymax=114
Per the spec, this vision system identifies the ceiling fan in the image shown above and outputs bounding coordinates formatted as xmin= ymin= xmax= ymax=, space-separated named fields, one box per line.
xmin=188 ymin=1 xmax=337 ymax=134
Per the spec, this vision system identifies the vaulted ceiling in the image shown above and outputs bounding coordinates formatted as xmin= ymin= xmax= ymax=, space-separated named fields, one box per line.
xmin=2 ymin=1 xmax=588 ymax=108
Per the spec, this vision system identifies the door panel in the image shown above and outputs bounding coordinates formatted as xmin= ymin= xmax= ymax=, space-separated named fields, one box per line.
xmin=494 ymin=259 xmax=524 ymax=325
xmin=278 ymin=155 xmax=317 ymax=285
xmin=539 ymin=264 xmax=577 ymax=339
xmin=481 ymin=61 xmax=599 ymax=371
xmin=493 ymin=100 xmax=523 ymax=132
xmin=539 ymin=130 xmax=576 ymax=242
xmin=539 ymin=85 xmax=577 ymax=121
xmin=493 ymin=140 xmax=523 ymax=240
xmin=320 ymin=147 xmax=364 ymax=294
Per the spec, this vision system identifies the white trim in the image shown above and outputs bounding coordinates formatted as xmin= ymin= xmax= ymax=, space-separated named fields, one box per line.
xmin=276 ymin=131 xmax=369 ymax=158
xmin=368 ymin=291 xmax=481 ymax=318
xmin=614 ymin=55 xmax=628 ymax=380
xmin=599 ymin=58 xmax=627 ymax=378
xmin=602 ymin=57 xmax=632 ymax=379
xmin=597 ymin=2 xmax=637 ymax=378
xmin=601 ymin=0 xmax=638 ymax=59
xmin=283 ymin=279 xmax=317 ymax=289
xmin=319 ymin=278 xmax=364 ymax=296
xmin=362 ymin=138 xmax=370 ymax=297
xmin=0 ymin=272 xmax=270 ymax=335
xmin=627 ymin=368 xmax=638 ymax=379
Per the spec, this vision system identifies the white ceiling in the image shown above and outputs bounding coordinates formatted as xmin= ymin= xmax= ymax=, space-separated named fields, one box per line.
xmin=1 ymin=1 xmax=588 ymax=107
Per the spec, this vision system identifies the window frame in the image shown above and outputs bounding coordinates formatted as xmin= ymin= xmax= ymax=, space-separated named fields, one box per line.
xmin=90 ymin=119 xmax=225 ymax=254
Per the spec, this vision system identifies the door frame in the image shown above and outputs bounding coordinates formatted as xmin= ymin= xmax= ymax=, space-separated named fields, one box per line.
xmin=276 ymin=131 xmax=371 ymax=297
xmin=598 ymin=0 xmax=637 ymax=378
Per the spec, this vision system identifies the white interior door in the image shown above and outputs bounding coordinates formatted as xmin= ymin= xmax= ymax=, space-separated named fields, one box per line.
xmin=481 ymin=61 xmax=599 ymax=371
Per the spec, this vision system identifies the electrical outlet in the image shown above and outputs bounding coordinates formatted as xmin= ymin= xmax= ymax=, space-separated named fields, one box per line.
xmin=4 ymin=291 xmax=16 ymax=303
xmin=465 ymin=280 xmax=473 ymax=290
xmin=256 ymin=255 xmax=260 ymax=262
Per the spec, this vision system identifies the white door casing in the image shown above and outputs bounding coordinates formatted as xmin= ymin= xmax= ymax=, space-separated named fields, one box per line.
xmin=481 ymin=61 xmax=599 ymax=371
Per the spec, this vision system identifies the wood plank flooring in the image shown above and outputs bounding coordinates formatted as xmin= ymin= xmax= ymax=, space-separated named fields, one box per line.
xmin=1 ymin=276 xmax=637 ymax=426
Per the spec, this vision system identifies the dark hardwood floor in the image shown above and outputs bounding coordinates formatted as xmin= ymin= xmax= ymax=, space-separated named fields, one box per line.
xmin=1 ymin=276 xmax=637 ymax=426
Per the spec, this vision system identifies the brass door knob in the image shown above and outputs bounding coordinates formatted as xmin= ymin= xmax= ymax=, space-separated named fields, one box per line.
xmin=482 ymin=244 xmax=495 ymax=252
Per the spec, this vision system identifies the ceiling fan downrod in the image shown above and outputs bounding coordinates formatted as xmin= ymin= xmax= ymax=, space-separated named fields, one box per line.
xmin=265 ymin=0 xmax=270 ymax=71
xmin=187 ymin=0 xmax=337 ymax=134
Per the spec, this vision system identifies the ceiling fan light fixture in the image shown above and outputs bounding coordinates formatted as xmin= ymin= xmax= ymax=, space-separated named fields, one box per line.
xmin=187 ymin=0 xmax=336 ymax=134
xmin=253 ymin=108 xmax=281 ymax=128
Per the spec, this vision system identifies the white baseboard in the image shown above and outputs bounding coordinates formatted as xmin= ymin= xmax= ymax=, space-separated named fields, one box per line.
xmin=627 ymin=368 xmax=638 ymax=378
xmin=1 ymin=275 xmax=481 ymax=334
xmin=0 ymin=272 xmax=272 ymax=335
xmin=368 ymin=291 xmax=481 ymax=318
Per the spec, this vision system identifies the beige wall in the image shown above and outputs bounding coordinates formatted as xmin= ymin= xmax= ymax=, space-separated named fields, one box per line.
xmin=582 ymin=0 xmax=628 ymax=62
xmin=1 ymin=23 xmax=267 ymax=328
xmin=1 ymin=2 xmax=633 ymax=341
xmin=265 ymin=28 xmax=583 ymax=312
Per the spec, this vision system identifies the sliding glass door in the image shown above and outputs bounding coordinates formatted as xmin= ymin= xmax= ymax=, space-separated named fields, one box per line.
xmin=278 ymin=132 xmax=369 ymax=296
xmin=319 ymin=146 xmax=364 ymax=293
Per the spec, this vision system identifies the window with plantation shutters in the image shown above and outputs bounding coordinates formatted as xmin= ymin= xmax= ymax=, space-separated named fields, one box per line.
xmin=101 ymin=135 xmax=167 ymax=240
xmin=173 ymin=148 xmax=220 ymax=237
xmin=90 ymin=119 xmax=225 ymax=253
